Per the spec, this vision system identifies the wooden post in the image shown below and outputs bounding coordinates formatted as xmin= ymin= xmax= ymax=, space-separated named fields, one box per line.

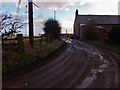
xmin=39 ymin=35 xmax=42 ymax=45
xmin=47 ymin=34 xmax=50 ymax=42
xmin=2 ymin=34 xmax=4 ymax=50
xmin=28 ymin=0 xmax=34 ymax=48
xmin=17 ymin=34 xmax=24 ymax=54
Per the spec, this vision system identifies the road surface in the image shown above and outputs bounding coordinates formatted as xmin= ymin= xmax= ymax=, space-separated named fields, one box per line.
xmin=3 ymin=40 xmax=120 ymax=88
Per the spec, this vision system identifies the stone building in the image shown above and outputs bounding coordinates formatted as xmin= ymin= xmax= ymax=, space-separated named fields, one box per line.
xmin=74 ymin=9 xmax=120 ymax=40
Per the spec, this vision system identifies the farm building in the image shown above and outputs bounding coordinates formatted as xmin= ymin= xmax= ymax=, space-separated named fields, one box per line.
xmin=74 ymin=9 xmax=120 ymax=40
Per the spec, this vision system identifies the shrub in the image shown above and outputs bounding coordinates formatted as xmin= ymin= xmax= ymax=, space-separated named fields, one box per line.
xmin=85 ymin=20 xmax=97 ymax=40
xmin=43 ymin=19 xmax=61 ymax=40
xmin=108 ymin=26 xmax=120 ymax=45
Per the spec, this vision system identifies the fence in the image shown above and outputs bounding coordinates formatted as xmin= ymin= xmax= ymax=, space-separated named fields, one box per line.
xmin=2 ymin=34 xmax=68 ymax=52
xmin=2 ymin=34 xmax=24 ymax=53
xmin=2 ymin=36 xmax=18 ymax=51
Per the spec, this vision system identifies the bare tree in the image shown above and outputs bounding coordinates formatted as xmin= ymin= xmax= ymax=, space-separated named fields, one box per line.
xmin=0 ymin=13 xmax=25 ymax=38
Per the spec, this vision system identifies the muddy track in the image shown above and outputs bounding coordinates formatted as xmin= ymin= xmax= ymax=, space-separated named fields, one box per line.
xmin=93 ymin=46 xmax=120 ymax=88
xmin=3 ymin=40 xmax=120 ymax=88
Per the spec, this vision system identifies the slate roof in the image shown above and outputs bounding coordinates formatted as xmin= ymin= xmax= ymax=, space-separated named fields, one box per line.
xmin=77 ymin=15 xmax=120 ymax=25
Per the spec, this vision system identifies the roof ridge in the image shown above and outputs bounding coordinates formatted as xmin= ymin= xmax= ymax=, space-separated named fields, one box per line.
xmin=78 ymin=15 xmax=120 ymax=16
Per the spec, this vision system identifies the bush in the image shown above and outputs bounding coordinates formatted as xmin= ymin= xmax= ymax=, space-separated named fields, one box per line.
xmin=108 ymin=26 xmax=120 ymax=45
xmin=43 ymin=19 xmax=61 ymax=40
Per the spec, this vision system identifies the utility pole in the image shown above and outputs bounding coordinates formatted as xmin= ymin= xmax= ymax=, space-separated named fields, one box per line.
xmin=28 ymin=0 xmax=34 ymax=48
xmin=54 ymin=10 xmax=56 ymax=20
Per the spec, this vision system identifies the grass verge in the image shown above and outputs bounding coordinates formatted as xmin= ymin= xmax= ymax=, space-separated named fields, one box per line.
xmin=86 ymin=40 xmax=120 ymax=54
xmin=3 ymin=40 xmax=67 ymax=80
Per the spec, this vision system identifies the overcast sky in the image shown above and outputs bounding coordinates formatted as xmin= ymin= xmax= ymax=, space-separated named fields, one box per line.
xmin=0 ymin=0 xmax=120 ymax=36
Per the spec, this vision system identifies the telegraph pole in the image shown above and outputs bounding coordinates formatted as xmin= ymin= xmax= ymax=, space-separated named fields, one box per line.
xmin=54 ymin=10 xmax=56 ymax=20
xmin=28 ymin=0 xmax=34 ymax=48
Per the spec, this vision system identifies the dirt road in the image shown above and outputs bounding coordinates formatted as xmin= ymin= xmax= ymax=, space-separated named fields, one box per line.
xmin=3 ymin=40 xmax=120 ymax=88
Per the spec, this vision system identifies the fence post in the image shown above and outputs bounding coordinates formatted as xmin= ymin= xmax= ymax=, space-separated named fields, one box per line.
xmin=39 ymin=35 xmax=42 ymax=45
xmin=17 ymin=34 xmax=24 ymax=54
xmin=2 ymin=34 xmax=4 ymax=50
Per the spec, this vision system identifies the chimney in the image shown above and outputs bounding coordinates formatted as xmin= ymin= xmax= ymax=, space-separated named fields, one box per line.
xmin=75 ymin=9 xmax=79 ymax=17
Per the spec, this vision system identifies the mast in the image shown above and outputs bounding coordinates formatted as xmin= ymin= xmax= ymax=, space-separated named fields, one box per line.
xmin=54 ymin=10 xmax=56 ymax=20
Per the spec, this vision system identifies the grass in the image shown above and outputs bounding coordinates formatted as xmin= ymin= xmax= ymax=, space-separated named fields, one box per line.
xmin=87 ymin=40 xmax=120 ymax=54
xmin=2 ymin=40 xmax=66 ymax=75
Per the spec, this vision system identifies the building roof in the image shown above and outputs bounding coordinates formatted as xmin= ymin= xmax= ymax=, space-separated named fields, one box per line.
xmin=77 ymin=15 xmax=120 ymax=25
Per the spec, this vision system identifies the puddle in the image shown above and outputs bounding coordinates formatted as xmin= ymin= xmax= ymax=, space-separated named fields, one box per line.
xmin=99 ymin=64 xmax=107 ymax=69
xmin=90 ymin=52 xmax=103 ymax=60
xmin=77 ymin=76 xmax=94 ymax=88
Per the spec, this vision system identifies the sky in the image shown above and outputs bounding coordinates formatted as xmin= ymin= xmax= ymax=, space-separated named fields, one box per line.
xmin=0 ymin=0 xmax=120 ymax=36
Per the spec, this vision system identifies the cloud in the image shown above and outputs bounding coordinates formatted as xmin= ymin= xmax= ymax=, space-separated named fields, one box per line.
xmin=33 ymin=2 xmax=69 ymax=10
xmin=34 ymin=1 xmax=93 ymax=10
xmin=65 ymin=8 xmax=70 ymax=11
xmin=16 ymin=0 xmax=96 ymax=10
xmin=15 ymin=1 xmax=69 ymax=10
